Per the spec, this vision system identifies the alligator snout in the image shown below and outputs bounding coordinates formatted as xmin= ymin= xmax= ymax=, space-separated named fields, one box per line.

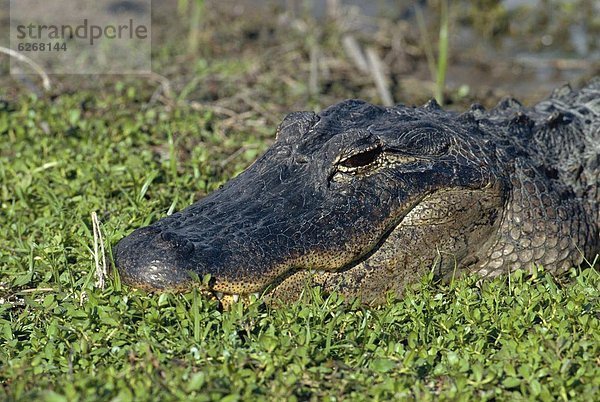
xmin=115 ymin=226 xmax=197 ymax=290
xmin=115 ymin=219 xmax=277 ymax=294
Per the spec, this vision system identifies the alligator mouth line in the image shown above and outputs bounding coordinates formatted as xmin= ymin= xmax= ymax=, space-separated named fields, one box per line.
xmin=207 ymin=193 xmax=429 ymax=305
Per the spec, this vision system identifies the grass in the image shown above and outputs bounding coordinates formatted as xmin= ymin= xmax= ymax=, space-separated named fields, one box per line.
xmin=435 ymin=0 xmax=449 ymax=106
xmin=415 ymin=0 xmax=450 ymax=105
xmin=177 ymin=0 xmax=206 ymax=54
xmin=0 ymin=83 xmax=599 ymax=401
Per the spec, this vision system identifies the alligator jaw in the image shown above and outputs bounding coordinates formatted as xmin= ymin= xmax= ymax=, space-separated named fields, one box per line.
xmin=115 ymin=193 xmax=425 ymax=308
xmin=188 ymin=193 xmax=435 ymax=307
xmin=222 ymin=192 xmax=432 ymax=305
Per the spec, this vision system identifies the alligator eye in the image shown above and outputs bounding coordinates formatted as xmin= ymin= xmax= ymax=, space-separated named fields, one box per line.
xmin=340 ymin=146 xmax=382 ymax=168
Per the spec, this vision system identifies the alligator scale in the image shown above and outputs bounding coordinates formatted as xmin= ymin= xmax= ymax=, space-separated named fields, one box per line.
xmin=115 ymin=80 xmax=600 ymax=306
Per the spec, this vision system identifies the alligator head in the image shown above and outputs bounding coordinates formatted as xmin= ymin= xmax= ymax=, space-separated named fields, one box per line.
xmin=115 ymin=99 xmax=511 ymax=305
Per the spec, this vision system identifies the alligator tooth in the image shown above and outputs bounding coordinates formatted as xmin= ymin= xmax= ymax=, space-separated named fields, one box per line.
xmin=232 ymin=294 xmax=239 ymax=302
xmin=253 ymin=292 xmax=260 ymax=298
xmin=215 ymin=292 xmax=224 ymax=300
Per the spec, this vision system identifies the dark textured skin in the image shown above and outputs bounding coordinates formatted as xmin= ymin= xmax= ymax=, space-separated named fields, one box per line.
xmin=115 ymin=80 xmax=600 ymax=305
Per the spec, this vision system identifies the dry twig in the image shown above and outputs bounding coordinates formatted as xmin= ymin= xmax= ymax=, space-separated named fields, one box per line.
xmin=342 ymin=35 xmax=369 ymax=73
xmin=0 ymin=46 xmax=52 ymax=91
xmin=91 ymin=212 xmax=107 ymax=289
xmin=366 ymin=47 xmax=393 ymax=106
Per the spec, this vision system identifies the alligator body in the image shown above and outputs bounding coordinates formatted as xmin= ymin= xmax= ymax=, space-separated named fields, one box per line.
xmin=115 ymin=80 xmax=600 ymax=306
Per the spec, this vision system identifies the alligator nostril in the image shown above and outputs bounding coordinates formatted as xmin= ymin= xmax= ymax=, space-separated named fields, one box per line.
xmin=160 ymin=231 xmax=178 ymax=242
xmin=180 ymin=240 xmax=195 ymax=254
xmin=160 ymin=231 xmax=194 ymax=253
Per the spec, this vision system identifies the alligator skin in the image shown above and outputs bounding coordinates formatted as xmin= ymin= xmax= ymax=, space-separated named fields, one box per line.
xmin=115 ymin=79 xmax=599 ymax=306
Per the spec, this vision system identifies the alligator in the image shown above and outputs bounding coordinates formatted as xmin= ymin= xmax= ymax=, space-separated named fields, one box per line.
xmin=115 ymin=79 xmax=600 ymax=306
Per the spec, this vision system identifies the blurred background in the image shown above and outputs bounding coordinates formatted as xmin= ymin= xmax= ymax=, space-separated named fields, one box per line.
xmin=1 ymin=0 xmax=598 ymax=110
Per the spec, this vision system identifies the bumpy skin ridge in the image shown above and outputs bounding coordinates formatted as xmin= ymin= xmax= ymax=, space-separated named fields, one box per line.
xmin=468 ymin=80 xmax=600 ymax=276
xmin=115 ymin=79 xmax=599 ymax=304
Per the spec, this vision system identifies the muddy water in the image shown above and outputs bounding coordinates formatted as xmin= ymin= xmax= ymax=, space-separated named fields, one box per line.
xmin=1 ymin=0 xmax=597 ymax=104
xmin=264 ymin=0 xmax=599 ymax=101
